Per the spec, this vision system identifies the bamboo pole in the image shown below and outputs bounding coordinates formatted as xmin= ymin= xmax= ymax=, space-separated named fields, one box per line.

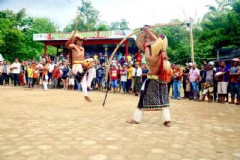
xmin=190 ymin=18 xmax=194 ymax=63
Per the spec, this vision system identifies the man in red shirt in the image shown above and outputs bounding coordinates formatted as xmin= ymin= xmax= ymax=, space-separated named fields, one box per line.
xmin=51 ymin=65 xmax=61 ymax=88
xmin=110 ymin=64 xmax=119 ymax=93
xmin=135 ymin=50 xmax=143 ymax=63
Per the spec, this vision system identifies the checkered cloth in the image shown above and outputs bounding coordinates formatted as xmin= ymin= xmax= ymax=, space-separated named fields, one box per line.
xmin=137 ymin=79 xmax=170 ymax=111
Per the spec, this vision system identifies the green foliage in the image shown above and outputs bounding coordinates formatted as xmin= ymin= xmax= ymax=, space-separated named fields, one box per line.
xmin=153 ymin=19 xmax=192 ymax=64
xmin=0 ymin=9 xmax=57 ymax=62
xmin=110 ymin=19 xmax=129 ymax=30
xmin=96 ymin=23 xmax=109 ymax=31
xmin=63 ymin=1 xmax=129 ymax=32
xmin=63 ymin=0 xmax=100 ymax=32
xmin=200 ymin=0 xmax=240 ymax=50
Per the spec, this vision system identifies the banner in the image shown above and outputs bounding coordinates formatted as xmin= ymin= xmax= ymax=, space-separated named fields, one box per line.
xmin=33 ymin=30 xmax=134 ymax=41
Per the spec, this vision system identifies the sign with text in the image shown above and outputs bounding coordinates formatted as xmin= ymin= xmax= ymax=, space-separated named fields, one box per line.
xmin=33 ymin=30 xmax=134 ymax=41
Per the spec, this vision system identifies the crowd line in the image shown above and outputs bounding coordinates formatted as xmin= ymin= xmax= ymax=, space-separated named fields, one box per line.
xmin=0 ymin=53 xmax=239 ymax=105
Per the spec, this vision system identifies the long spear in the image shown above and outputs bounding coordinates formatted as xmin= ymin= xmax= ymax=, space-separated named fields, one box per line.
xmin=102 ymin=21 xmax=188 ymax=107
xmin=70 ymin=0 xmax=84 ymax=38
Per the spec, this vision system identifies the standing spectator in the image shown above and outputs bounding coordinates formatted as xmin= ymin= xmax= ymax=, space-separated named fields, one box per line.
xmin=120 ymin=64 xmax=128 ymax=94
xmin=42 ymin=61 xmax=49 ymax=91
xmin=48 ymin=60 xmax=54 ymax=85
xmin=135 ymin=50 xmax=143 ymax=63
xmin=117 ymin=64 xmax=122 ymax=93
xmin=141 ymin=63 xmax=149 ymax=83
xmin=93 ymin=53 xmax=98 ymax=61
xmin=182 ymin=63 xmax=189 ymax=98
xmin=127 ymin=54 xmax=132 ymax=63
xmin=2 ymin=60 xmax=9 ymax=85
xmin=199 ymin=61 xmax=216 ymax=102
xmin=51 ymin=65 xmax=61 ymax=89
xmin=172 ymin=64 xmax=182 ymax=100
xmin=11 ymin=58 xmax=21 ymax=86
xmin=133 ymin=62 xmax=142 ymax=96
xmin=99 ymin=53 xmax=105 ymax=64
xmin=61 ymin=62 xmax=69 ymax=90
xmin=32 ymin=63 xmax=39 ymax=88
xmin=9 ymin=62 xmax=13 ymax=85
xmin=101 ymin=63 xmax=106 ymax=90
xmin=36 ymin=61 xmax=43 ymax=86
xmin=110 ymin=64 xmax=119 ymax=93
xmin=168 ymin=64 xmax=175 ymax=97
xmin=127 ymin=63 xmax=134 ymax=94
xmin=229 ymin=58 xmax=240 ymax=104
xmin=189 ymin=63 xmax=200 ymax=101
xmin=199 ymin=65 xmax=208 ymax=95
xmin=27 ymin=62 xmax=34 ymax=88
xmin=68 ymin=69 xmax=75 ymax=90
xmin=96 ymin=64 xmax=104 ymax=91
xmin=19 ymin=61 xmax=25 ymax=86
xmin=185 ymin=79 xmax=191 ymax=99
xmin=120 ymin=56 xmax=125 ymax=66
xmin=215 ymin=61 xmax=229 ymax=103
xmin=117 ymin=53 xmax=122 ymax=62
xmin=24 ymin=61 xmax=28 ymax=86
xmin=166 ymin=62 xmax=173 ymax=96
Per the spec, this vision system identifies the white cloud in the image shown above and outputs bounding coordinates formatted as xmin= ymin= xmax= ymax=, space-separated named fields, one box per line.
xmin=0 ymin=0 xmax=215 ymax=31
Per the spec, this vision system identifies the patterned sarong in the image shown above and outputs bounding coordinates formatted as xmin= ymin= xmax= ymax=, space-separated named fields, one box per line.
xmin=137 ymin=76 xmax=170 ymax=111
xmin=202 ymin=82 xmax=214 ymax=96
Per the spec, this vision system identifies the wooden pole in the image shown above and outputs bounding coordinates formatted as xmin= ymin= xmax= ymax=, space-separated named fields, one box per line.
xmin=190 ymin=17 xmax=194 ymax=63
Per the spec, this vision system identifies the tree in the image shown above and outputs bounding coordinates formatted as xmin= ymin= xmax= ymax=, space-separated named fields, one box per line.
xmin=200 ymin=0 xmax=240 ymax=50
xmin=63 ymin=0 xmax=100 ymax=32
xmin=21 ymin=17 xmax=57 ymax=60
xmin=96 ymin=22 xmax=109 ymax=31
xmin=0 ymin=9 xmax=57 ymax=61
xmin=110 ymin=19 xmax=129 ymax=30
xmin=153 ymin=19 xmax=192 ymax=64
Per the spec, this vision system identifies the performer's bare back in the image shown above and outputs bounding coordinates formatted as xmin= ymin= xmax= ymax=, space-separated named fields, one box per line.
xmin=145 ymin=50 xmax=167 ymax=75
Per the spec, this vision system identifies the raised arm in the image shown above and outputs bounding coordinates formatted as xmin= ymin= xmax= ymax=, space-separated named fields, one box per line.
xmin=143 ymin=25 xmax=158 ymax=41
xmin=65 ymin=38 xmax=75 ymax=50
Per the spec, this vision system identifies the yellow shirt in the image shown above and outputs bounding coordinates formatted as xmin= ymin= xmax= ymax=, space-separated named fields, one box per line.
xmin=27 ymin=67 xmax=33 ymax=78
xmin=127 ymin=67 xmax=133 ymax=79
xmin=94 ymin=55 xmax=98 ymax=61
xmin=127 ymin=55 xmax=132 ymax=62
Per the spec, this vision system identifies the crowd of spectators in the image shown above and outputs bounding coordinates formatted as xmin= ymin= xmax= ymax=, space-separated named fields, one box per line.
xmin=169 ymin=58 xmax=240 ymax=105
xmin=0 ymin=52 xmax=239 ymax=105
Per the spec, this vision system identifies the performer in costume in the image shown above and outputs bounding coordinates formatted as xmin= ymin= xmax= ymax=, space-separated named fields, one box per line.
xmin=65 ymin=32 xmax=92 ymax=102
xmin=127 ymin=25 xmax=171 ymax=127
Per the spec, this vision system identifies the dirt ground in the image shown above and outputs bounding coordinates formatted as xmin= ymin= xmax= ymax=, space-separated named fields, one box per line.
xmin=0 ymin=86 xmax=240 ymax=160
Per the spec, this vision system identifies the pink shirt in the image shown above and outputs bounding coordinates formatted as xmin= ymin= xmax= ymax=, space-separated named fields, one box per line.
xmin=189 ymin=68 xmax=200 ymax=82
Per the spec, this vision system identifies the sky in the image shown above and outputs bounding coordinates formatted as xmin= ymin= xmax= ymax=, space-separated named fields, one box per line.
xmin=0 ymin=0 xmax=216 ymax=31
